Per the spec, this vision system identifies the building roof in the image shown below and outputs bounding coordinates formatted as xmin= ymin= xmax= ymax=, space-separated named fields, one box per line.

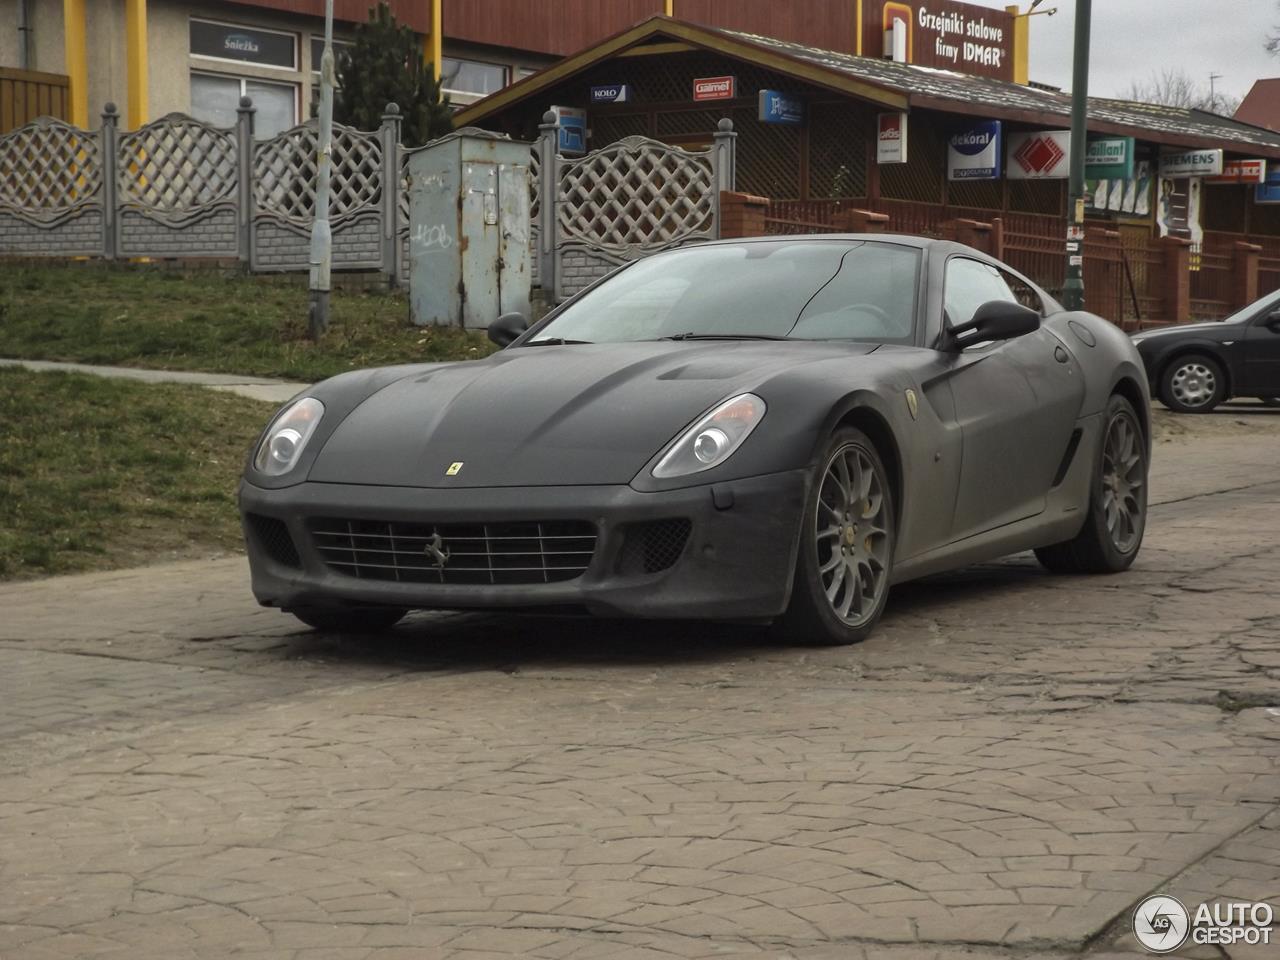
xmin=456 ymin=16 xmax=1280 ymax=160
xmin=1236 ymin=78 xmax=1280 ymax=133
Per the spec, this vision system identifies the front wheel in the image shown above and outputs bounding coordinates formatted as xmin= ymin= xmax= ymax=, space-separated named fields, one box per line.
xmin=1036 ymin=394 xmax=1147 ymax=574
xmin=773 ymin=427 xmax=895 ymax=646
xmin=1160 ymin=354 xmax=1225 ymax=413
xmin=290 ymin=606 xmax=407 ymax=633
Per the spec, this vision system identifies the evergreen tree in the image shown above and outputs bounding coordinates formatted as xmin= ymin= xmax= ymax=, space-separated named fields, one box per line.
xmin=331 ymin=2 xmax=452 ymax=145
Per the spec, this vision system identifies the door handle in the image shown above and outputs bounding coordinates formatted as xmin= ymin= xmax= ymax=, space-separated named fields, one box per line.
xmin=1054 ymin=345 xmax=1070 ymax=364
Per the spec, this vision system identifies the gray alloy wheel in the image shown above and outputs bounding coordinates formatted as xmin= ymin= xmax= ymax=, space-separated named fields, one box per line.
xmin=815 ymin=443 xmax=892 ymax=627
xmin=1035 ymin=393 xmax=1147 ymax=575
xmin=1100 ymin=410 xmax=1145 ymax=554
xmin=1161 ymin=354 xmax=1225 ymax=413
xmin=773 ymin=427 xmax=895 ymax=646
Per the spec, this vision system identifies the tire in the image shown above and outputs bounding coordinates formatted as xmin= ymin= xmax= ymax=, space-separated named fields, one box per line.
xmin=1035 ymin=394 xmax=1147 ymax=575
xmin=1159 ymin=353 xmax=1225 ymax=413
xmin=772 ymin=427 xmax=895 ymax=646
xmin=290 ymin=606 xmax=407 ymax=633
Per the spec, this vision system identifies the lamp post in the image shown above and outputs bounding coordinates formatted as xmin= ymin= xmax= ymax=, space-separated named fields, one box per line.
xmin=1062 ymin=0 xmax=1091 ymax=311
xmin=308 ymin=0 xmax=335 ymax=339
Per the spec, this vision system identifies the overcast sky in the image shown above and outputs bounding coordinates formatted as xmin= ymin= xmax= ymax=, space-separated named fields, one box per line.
xmin=966 ymin=0 xmax=1278 ymax=103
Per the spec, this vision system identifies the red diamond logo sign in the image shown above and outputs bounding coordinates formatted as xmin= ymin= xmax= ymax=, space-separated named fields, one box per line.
xmin=1013 ymin=135 xmax=1066 ymax=175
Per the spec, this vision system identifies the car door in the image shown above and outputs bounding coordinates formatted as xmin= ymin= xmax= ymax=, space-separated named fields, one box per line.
xmin=941 ymin=257 xmax=1086 ymax=542
xmin=1240 ymin=299 xmax=1280 ymax=397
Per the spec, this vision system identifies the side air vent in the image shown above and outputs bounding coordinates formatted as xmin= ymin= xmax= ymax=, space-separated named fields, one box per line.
xmin=1052 ymin=428 xmax=1083 ymax=488
xmin=247 ymin=514 xmax=302 ymax=568
xmin=616 ymin=519 xmax=692 ymax=575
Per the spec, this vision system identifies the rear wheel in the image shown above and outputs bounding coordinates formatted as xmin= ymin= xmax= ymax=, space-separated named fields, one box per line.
xmin=1036 ymin=394 xmax=1147 ymax=574
xmin=1160 ymin=354 xmax=1225 ymax=413
xmin=290 ymin=606 xmax=407 ymax=633
xmin=773 ymin=427 xmax=895 ymax=646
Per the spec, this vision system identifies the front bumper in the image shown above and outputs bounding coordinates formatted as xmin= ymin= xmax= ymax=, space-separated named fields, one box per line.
xmin=238 ymin=470 xmax=807 ymax=620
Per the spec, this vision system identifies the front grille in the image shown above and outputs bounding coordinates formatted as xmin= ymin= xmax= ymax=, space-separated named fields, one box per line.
xmin=309 ymin=518 xmax=597 ymax=585
xmin=246 ymin=513 xmax=301 ymax=569
xmin=616 ymin=518 xmax=692 ymax=575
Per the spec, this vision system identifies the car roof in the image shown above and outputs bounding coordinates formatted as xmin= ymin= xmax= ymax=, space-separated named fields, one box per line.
xmin=700 ymin=233 xmax=937 ymax=250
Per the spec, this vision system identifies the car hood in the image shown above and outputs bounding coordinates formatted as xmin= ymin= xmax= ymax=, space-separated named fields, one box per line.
xmin=1132 ymin=321 xmax=1241 ymax=343
xmin=307 ymin=340 xmax=879 ymax=487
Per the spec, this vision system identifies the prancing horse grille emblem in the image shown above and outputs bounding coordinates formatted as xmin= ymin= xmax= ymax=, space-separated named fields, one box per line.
xmin=446 ymin=461 xmax=464 ymax=476
xmin=425 ymin=531 xmax=450 ymax=569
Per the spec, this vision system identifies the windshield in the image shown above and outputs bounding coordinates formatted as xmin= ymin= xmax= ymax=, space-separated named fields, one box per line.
xmin=527 ymin=240 xmax=921 ymax=345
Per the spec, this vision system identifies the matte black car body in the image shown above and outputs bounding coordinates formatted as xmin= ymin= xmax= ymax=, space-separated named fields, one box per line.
xmin=239 ymin=235 xmax=1151 ymax=629
xmin=1132 ymin=288 xmax=1280 ymax=412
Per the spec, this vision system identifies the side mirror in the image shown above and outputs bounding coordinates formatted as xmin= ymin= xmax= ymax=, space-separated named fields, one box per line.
xmin=487 ymin=311 xmax=528 ymax=347
xmin=945 ymin=300 xmax=1041 ymax=351
xmin=1266 ymin=307 xmax=1280 ymax=331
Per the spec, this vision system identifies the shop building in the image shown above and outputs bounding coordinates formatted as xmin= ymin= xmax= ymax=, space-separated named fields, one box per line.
xmin=456 ymin=15 xmax=1280 ymax=325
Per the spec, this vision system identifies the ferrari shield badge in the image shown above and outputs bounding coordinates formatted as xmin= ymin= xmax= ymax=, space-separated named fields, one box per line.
xmin=445 ymin=461 xmax=464 ymax=476
xmin=905 ymin=389 xmax=919 ymax=421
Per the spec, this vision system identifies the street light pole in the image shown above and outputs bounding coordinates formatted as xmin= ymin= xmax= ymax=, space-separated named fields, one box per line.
xmin=308 ymin=0 xmax=335 ymax=339
xmin=1062 ymin=0 xmax=1091 ymax=311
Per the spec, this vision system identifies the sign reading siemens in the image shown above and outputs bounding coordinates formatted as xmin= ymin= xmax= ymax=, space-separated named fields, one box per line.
xmin=757 ymin=90 xmax=803 ymax=125
xmin=947 ymin=120 xmax=1001 ymax=180
xmin=1159 ymin=149 xmax=1223 ymax=178
xmin=590 ymin=84 xmax=631 ymax=104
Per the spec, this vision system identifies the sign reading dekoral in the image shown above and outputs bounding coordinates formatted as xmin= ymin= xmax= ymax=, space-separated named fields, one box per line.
xmin=877 ymin=112 xmax=909 ymax=164
xmin=947 ymin=120 xmax=1001 ymax=180
xmin=693 ymin=76 xmax=736 ymax=101
xmin=1006 ymin=130 xmax=1071 ymax=179
xmin=1159 ymin=149 xmax=1224 ymax=178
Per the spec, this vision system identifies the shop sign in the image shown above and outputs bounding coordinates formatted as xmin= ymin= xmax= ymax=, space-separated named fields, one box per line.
xmin=860 ymin=1 xmax=1015 ymax=81
xmin=190 ymin=19 xmax=297 ymax=69
xmin=1158 ymin=149 xmax=1223 ymax=178
xmin=693 ymin=76 xmax=736 ymax=101
xmin=1207 ymin=159 xmax=1266 ymax=184
xmin=1084 ymin=137 xmax=1134 ymax=180
xmin=590 ymin=84 xmax=631 ymax=104
xmin=1006 ymin=130 xmax=1070 ymax=179
xmin=1086 ymin=159 xmax=1152 ymax=216
xmin=1257 ymin=164 xmax=1280 ymax=204
xmin=550 ymin=105 xmax=587 ymax=156
xmin=757 ymin=89 xmax=804 ymax=125
xmin=947 ymin=120 xmax=1001 ymax=180
xmin=877 ymin=112 xmax=909 ymax=164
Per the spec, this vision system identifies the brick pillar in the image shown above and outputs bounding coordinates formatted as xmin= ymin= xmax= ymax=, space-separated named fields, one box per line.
xmin=944 ymin=218 xmax=994 ymax=254
xmin=1233 ymin=241 xmax=1261 ymax=310
xmin=1162 ymin=237 xmax=1192 ymax=325
xmin=990 ymin=217 xmax=1005 ymax=260
xmin=840 ymin=209 xmax=889 ymax=232
xmin=718 ymin=191 xmax=769 ymax=238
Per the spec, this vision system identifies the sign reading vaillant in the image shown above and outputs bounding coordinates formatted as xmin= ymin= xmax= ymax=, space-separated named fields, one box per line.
xmin=1084 ymin=137 xmax=1135 ymax=180
xmin=947 ymin=121 xmax=1001 ymax=180
xmin=1207 ymin=159 xmax=1266 ymax=184
xmin=1159 ymin=149 xmax=1224 ymax=178
xmin=1006 ymin=130 xmax=1071 ymax=179
xmin=877 ymin=112 xmax=909 ymax=164
xmin=550 ymin=106 xmax=587 ymax=156
xmin=590 ymin=84 xmax=631 ymax=104
xmin=693 ymin=76 xmax=736 ymax=101
xmin=861 ymin=0 xmax=1015 ymax=81
xmin=758 ymin=90 xmax=804 ymax=125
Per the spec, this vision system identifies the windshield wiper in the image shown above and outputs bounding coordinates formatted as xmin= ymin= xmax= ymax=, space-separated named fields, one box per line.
xmin=523 ymin=337 xmax=593 ymax=346
xmin=660 ymin=332 xmax=793 ymax=341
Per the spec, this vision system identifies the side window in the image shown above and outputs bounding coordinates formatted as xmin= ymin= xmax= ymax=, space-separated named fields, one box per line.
xmin=1001 ymin=270 xmax=1045 ymax=314
xmin=944 ymin=257 xmax=1017 ymax=327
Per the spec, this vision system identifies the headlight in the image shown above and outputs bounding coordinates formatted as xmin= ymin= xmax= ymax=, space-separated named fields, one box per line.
xmin=254 ymin=397 xmax=324 ymax=476
xmin=653 ymin=393 xmax=766 ymax=478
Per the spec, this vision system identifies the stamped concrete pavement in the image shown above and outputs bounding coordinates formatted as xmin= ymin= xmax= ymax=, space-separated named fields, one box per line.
xmin=1 ymin=410 xmax=1279 ymax=960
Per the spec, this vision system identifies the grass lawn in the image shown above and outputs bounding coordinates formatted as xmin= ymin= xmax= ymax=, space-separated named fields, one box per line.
xmin=0 ymin=368 xmax=275 ymax=580
xmin=0 ymin=263 xmax=495 ymax=381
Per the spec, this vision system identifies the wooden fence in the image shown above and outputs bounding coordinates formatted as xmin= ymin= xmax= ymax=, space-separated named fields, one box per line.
xmin=0 ymin=69 xmax=69 ymax=134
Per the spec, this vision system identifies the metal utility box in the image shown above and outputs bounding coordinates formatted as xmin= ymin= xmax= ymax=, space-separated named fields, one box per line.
xmin=408 ymin=129 xmax=532 ymax=328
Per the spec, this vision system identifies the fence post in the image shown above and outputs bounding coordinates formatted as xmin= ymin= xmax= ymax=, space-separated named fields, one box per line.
xmin=718 ymin=191 xmax=768 ymax=238
xmin=712 ymin=117 xmax=736 ymax=237
xmin=1162 ymin=236 xmax=1192 ymax=325
xmin=380 ymin=102 xmax=403 ymax=288
xmin=1232 ymin=241 xmax=1261 ymax=310
xmin=537 ymin=110 xmax=558 ymax=300
xmin=100 ymin=103 xmax=118 ymax=260
xmin=235 ymin=96 xmax=255 ymax=268
xmin=990 ymin=217 xmax=1005 ymax=260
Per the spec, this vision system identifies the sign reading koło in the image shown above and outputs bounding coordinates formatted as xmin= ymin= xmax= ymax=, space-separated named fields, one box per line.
xmin=590 ymin=84 xmax=631 ymax=104
xmin=1159 ymin=149 xmax=1224 ymax=178
xmin=947 ymin=120 xmax=1001 ymax=180
xmin=1084 ymin=137 xmax=1135 ymax=180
